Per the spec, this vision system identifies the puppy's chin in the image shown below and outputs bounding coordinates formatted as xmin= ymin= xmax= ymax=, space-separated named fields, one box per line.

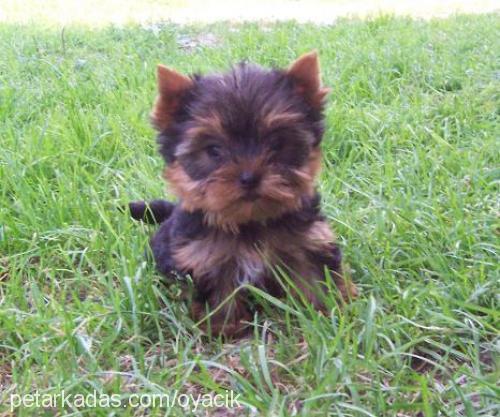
xmin=203 ymin=194 xmax=301 ymax=232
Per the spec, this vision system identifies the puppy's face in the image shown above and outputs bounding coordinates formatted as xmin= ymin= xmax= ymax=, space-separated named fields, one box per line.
xmin=152 ymin=52 xmax=329 ymax=230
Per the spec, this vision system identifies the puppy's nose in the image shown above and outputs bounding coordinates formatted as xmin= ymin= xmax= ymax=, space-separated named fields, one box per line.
xmin=239 ymin=171 xmax=260 ymax=189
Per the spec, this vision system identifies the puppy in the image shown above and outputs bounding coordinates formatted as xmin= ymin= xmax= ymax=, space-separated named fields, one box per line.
xmin=130 ymin=51 xmax=357 ymax=336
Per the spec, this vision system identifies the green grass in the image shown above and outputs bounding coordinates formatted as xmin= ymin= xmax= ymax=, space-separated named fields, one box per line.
xmin=1 ymin=14 xmax=499 ymax=417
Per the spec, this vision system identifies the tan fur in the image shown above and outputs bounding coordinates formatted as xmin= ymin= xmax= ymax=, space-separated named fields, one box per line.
xmin=306 ymin=147 xmax=322 ymax=178
xmin=261 ymin=110 xmax=304 ymax=131
xmin=184 ymin=113 xmax=227 ymax=142
xmin=151 ymin=64 xmax=193 ymax=131
xmin=173 ymin=230 xmax=269 ymax=280
xmin=303 ymin=220 xmax=335 ymax=251
xmin=164 ymin=149 xmax=322 ymax=232
xmin=287 ymin=50 xmax=330 ymax=109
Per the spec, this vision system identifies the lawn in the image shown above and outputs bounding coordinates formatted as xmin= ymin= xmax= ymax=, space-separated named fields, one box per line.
xmin=0 ymin=12 xmax=499 ymax=417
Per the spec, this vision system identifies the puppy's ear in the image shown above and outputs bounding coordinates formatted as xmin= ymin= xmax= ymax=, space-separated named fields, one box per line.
xmin=287 ymin=50 xmax=330 ymax=109
xmin=151 ymin=64 xmax=193 ymax=131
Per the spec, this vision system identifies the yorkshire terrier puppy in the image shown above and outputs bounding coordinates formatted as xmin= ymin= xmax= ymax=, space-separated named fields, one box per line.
xmin=130 ymin=51 xmax=357 ymax=336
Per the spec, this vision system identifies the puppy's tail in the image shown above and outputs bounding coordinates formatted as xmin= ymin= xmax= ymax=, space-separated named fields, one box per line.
xmin=128 ymin=199 xmax=175 ymax=224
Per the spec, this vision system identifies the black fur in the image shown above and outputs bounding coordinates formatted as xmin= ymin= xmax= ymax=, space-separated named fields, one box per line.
xmin=129 ymin=199 xmax=174 ymax=224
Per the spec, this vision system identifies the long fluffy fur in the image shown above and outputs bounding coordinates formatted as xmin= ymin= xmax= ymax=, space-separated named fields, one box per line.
xmin=129 ymin=54 xmax=357 ymax=337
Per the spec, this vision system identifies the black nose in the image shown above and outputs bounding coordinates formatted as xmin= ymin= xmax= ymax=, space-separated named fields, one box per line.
xmin=239 ymin=171 xmax=260 ymax=189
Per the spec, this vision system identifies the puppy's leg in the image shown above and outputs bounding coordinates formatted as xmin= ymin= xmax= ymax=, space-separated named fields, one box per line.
xmin=191 ymin=293 xmax=252 ymax=338
xmin=150 ymin=220 xmax=179 ymax=278
xmin=309 ymin=243 xmax=358 ymax=301
xmin=191 ymin=272 xmax=252 ymax=337
xmin=289 ymin=220 xmax=357 ymax=305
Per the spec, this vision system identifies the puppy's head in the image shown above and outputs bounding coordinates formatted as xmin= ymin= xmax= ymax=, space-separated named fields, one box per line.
xmin=152 ymin=51 xmax=329 ymax=231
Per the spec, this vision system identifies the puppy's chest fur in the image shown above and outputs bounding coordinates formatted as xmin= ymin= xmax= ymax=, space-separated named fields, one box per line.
xmin=174 ymin=229 xmax=271 ymax=285
xmin=168 ymin=197 xmax=334 ymax=287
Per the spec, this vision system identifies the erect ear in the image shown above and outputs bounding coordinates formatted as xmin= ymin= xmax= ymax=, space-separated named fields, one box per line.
xmin=287 ymin=50 xmax=330 ymax=109
xmin=151 ymin=64 xmax=193 ymax=131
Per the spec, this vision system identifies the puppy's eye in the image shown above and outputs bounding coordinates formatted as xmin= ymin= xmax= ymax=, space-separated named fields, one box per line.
xmin=205 ymin=145 xmax=223 ymax=159
xmin=270 ymin=138 xmax=285 ymax=152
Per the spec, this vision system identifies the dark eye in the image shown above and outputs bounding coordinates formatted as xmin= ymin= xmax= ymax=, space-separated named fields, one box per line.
xmin=270 ymin=138 xmax=285 ymax=152
xmin=205 ymin=144 xmax=223 ymax=159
